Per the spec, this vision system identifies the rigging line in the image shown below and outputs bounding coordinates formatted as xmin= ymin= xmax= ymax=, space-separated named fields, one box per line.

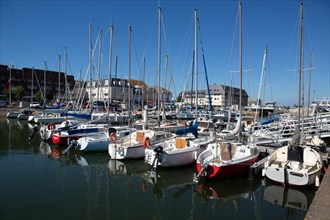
xmin=112 ymin=30 xmax=120 ymax=62
xmin=225 ymin=7 xmax=239 ymax=87
xmin=141 ymin=10 xmax=158 ymax=60
xmin=91 ymin=32 xmax=101 ymax=81
xmin=160 ymin=9 xmax=171 ymax=58
xmin=160 ymin=8 xmax=173 ymax=94
xmin=266 ymin=47 xmax=274 ymax=102
xmin=285 ymin=6 xmax=300 ymax=71
xmin=172 ymin=13 xmax=194 ymax=77
xmin=131 ymin=32 xmax=142 ymax=80
xmin=303 ymin=9 xmax=313 ymax=52
xmin=197 ymin=17 xmax=213 ymax=114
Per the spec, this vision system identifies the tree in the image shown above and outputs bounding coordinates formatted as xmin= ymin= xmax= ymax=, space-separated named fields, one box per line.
xmin=176 ymin=92 xmax=183 ymax=102
xmin=14 ymin=86 xmax=24 ymax=101
xmin=35 ymin=90 xmax=43 ymax=102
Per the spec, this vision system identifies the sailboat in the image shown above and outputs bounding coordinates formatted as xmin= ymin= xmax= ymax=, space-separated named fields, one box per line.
xmin=144 ymin=9 xmax=215 ymax=170
xmin=262 ymin=1 xmax=323 ymax=187
xmin=195 ymin=0 xmax=260 ymax=181
xmin=108 ymin=23 xmax=173 ymax=160
xmin=262 ymin=128 xmax=322 ymax=186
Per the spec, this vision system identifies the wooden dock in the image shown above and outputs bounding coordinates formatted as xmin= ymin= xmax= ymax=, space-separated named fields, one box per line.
xmin=305 ymin=164 xmax=330 ymax=220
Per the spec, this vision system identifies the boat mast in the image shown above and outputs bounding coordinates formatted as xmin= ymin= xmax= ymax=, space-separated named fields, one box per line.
xmin=194 ymin=9 xmax=198 ymax=120
xmin=307 ymin=51 xmax=312 ymax=117
xmin=115 ymin=56 xmax=118 ymax=102
xmin=142 ymin=57 xmax=146 ymax=109
xmin=44 ymin=61 xmax=46 ymax=105
xmin=255 ymin=44 xmax=268 ymax=122
xmin=191 ymin=50 xmax=194 ymax=108
xmin=157 ymin=6 xmax=161 ymax=123
xmin=89 ymin=21 xmax=93 ymax=112
xmin=108 ymin=24 xmax=114 ymax=115
xmin=9 ymin=65 xmax=12 ymax=105
xmin=162 ymin=54 xmax=169 ymax=121
xmin=64 ymin=47 xmax=68 ymax=102
xmin=97 ymin=29 xmax=102 ymax=103
xmin=239 ymin=0 xmax=242 ymax=117
xmin=31 ymin=66 xmax=34 ymax=103
xmin=298 ymin=0 xmax=303 ymax=129
xmin=238 ymin=0 xmax=243 ymax=141
xmin=58 ymin=54 xmax=61 ymax=100
xmin=128 ymin=24 xmax=132 ymax=126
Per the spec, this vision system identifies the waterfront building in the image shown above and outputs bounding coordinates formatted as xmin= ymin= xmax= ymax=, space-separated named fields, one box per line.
xmin=74 ymin=78 xmax=172 ymax=109
xmin=182 ymin=84 xmax=248 ymax=108
xmin=0 ymin=64 xmax=74 ymax=103
xmin=0 ymin=64 xmax=172 ymax=109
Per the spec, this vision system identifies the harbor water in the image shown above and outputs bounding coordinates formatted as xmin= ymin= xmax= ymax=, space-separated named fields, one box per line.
xmin=0 ymin=118 xmax=319 ymax=220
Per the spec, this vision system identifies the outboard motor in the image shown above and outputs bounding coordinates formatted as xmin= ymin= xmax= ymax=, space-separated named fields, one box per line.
xmin=193 ymin=160 xmax=210 ymax=183
xmin=151 ymin=146 xmax=163 ymax=170
xmin=62 ymin=140 xmax=77 ymax=155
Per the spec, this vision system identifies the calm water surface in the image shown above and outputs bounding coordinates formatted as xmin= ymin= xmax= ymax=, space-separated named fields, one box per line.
xmin=0 ymin=118 xmax=317 ymax=220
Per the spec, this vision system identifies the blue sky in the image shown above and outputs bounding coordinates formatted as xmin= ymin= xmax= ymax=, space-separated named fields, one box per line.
xmin=1 ymin=0 xmax=329 ymax=106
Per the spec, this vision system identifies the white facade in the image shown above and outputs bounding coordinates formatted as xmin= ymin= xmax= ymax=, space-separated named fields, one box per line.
xmin=182 ymin=84 xmax=248 ymax=108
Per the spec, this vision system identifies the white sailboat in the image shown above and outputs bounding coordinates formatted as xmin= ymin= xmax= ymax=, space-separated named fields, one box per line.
xmin=262 ymin=1 xmax=323 ymax=187
xmin=144 ymin=9 xmax=215 ymax=170
xmin=108 ymin=24 xmax=174 ymax=160
xmin=195 ymin=0 xmax=260 ymax=181
xmin=75 ymin=126 xmax=135 ymax=152
xmin=262 ymin=131 xmax=322 ymax=186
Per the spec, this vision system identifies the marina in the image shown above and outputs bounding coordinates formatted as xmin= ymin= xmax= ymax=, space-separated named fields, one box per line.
xmin=1 ymin=0 xmax=329 ymax=219
xmin=0 ymin=110 xmax=329 ymax=220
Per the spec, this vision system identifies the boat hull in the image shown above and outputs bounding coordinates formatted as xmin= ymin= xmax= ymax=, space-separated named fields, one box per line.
xmin=109 ymin=143 xmax=145 ymax=160
xmin=263 ymin=145 xmax=323 ymax=186
xmin=77 ymin=137 xmax=110 ymax=152
xmin=145 ymin=146 xmax=205 ymax=167
xmin=52 ymin=134 xmax=80 ymax=146
xmin=196 ymin=154 xmax=259 ymax=178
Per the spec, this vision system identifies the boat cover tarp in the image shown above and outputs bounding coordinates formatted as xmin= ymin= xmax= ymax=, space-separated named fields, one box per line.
xmin=175 ymin=120 xmax=198 ymax=138
xmin=261 ymin=119 xmax=274 ymax=125
xmin=61 ymin=112 xmax=92 ymax=120
xmin=67 ymin=128 xmax=99 ymax=135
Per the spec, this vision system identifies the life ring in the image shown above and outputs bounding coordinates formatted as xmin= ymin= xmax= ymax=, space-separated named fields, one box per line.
xmin=143 ymin=137 xmax=151 ymax=148
xmin=182 ymin=121 xmax=187 ymax=126
xmin=110 ymin=132 xmax=117 ymax=142
xmin=48 ymin=123 xmax=56 ymax=130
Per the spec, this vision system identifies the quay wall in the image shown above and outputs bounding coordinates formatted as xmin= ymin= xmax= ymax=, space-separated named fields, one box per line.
xmin=305 ymin=165 xmax=330 ymax=220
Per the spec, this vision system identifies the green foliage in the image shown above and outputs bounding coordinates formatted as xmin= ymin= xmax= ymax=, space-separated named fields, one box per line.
xmin=14 ymin=86 xmax=24 ymax=101
xmin=176 ymin=93 xmax=183 ymax=102
xmin=35 ymin=90 xmax=43 ymax=102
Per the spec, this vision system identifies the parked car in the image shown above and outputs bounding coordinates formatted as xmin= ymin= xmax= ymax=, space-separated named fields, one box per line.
xmin=30 ymin=102 xmax=41 ymax=108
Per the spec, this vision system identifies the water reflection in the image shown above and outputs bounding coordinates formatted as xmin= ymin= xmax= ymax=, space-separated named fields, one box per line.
xmin=143 ymin=165 xmax=197 ymax=199
xmin=263 ymin=181 xmax=315 ymax=210
xmin=39 ymin=141 xmax=52 ymax=155
xmin=108 ymin=159 xmax=150 ymax=175
xmin=195 ymin=176 xmax=261 ymax=200
xmin=1 ymin=118 xmax=316 ymax=220
xmin=49 ymin=145 xmax=110 ymax=167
